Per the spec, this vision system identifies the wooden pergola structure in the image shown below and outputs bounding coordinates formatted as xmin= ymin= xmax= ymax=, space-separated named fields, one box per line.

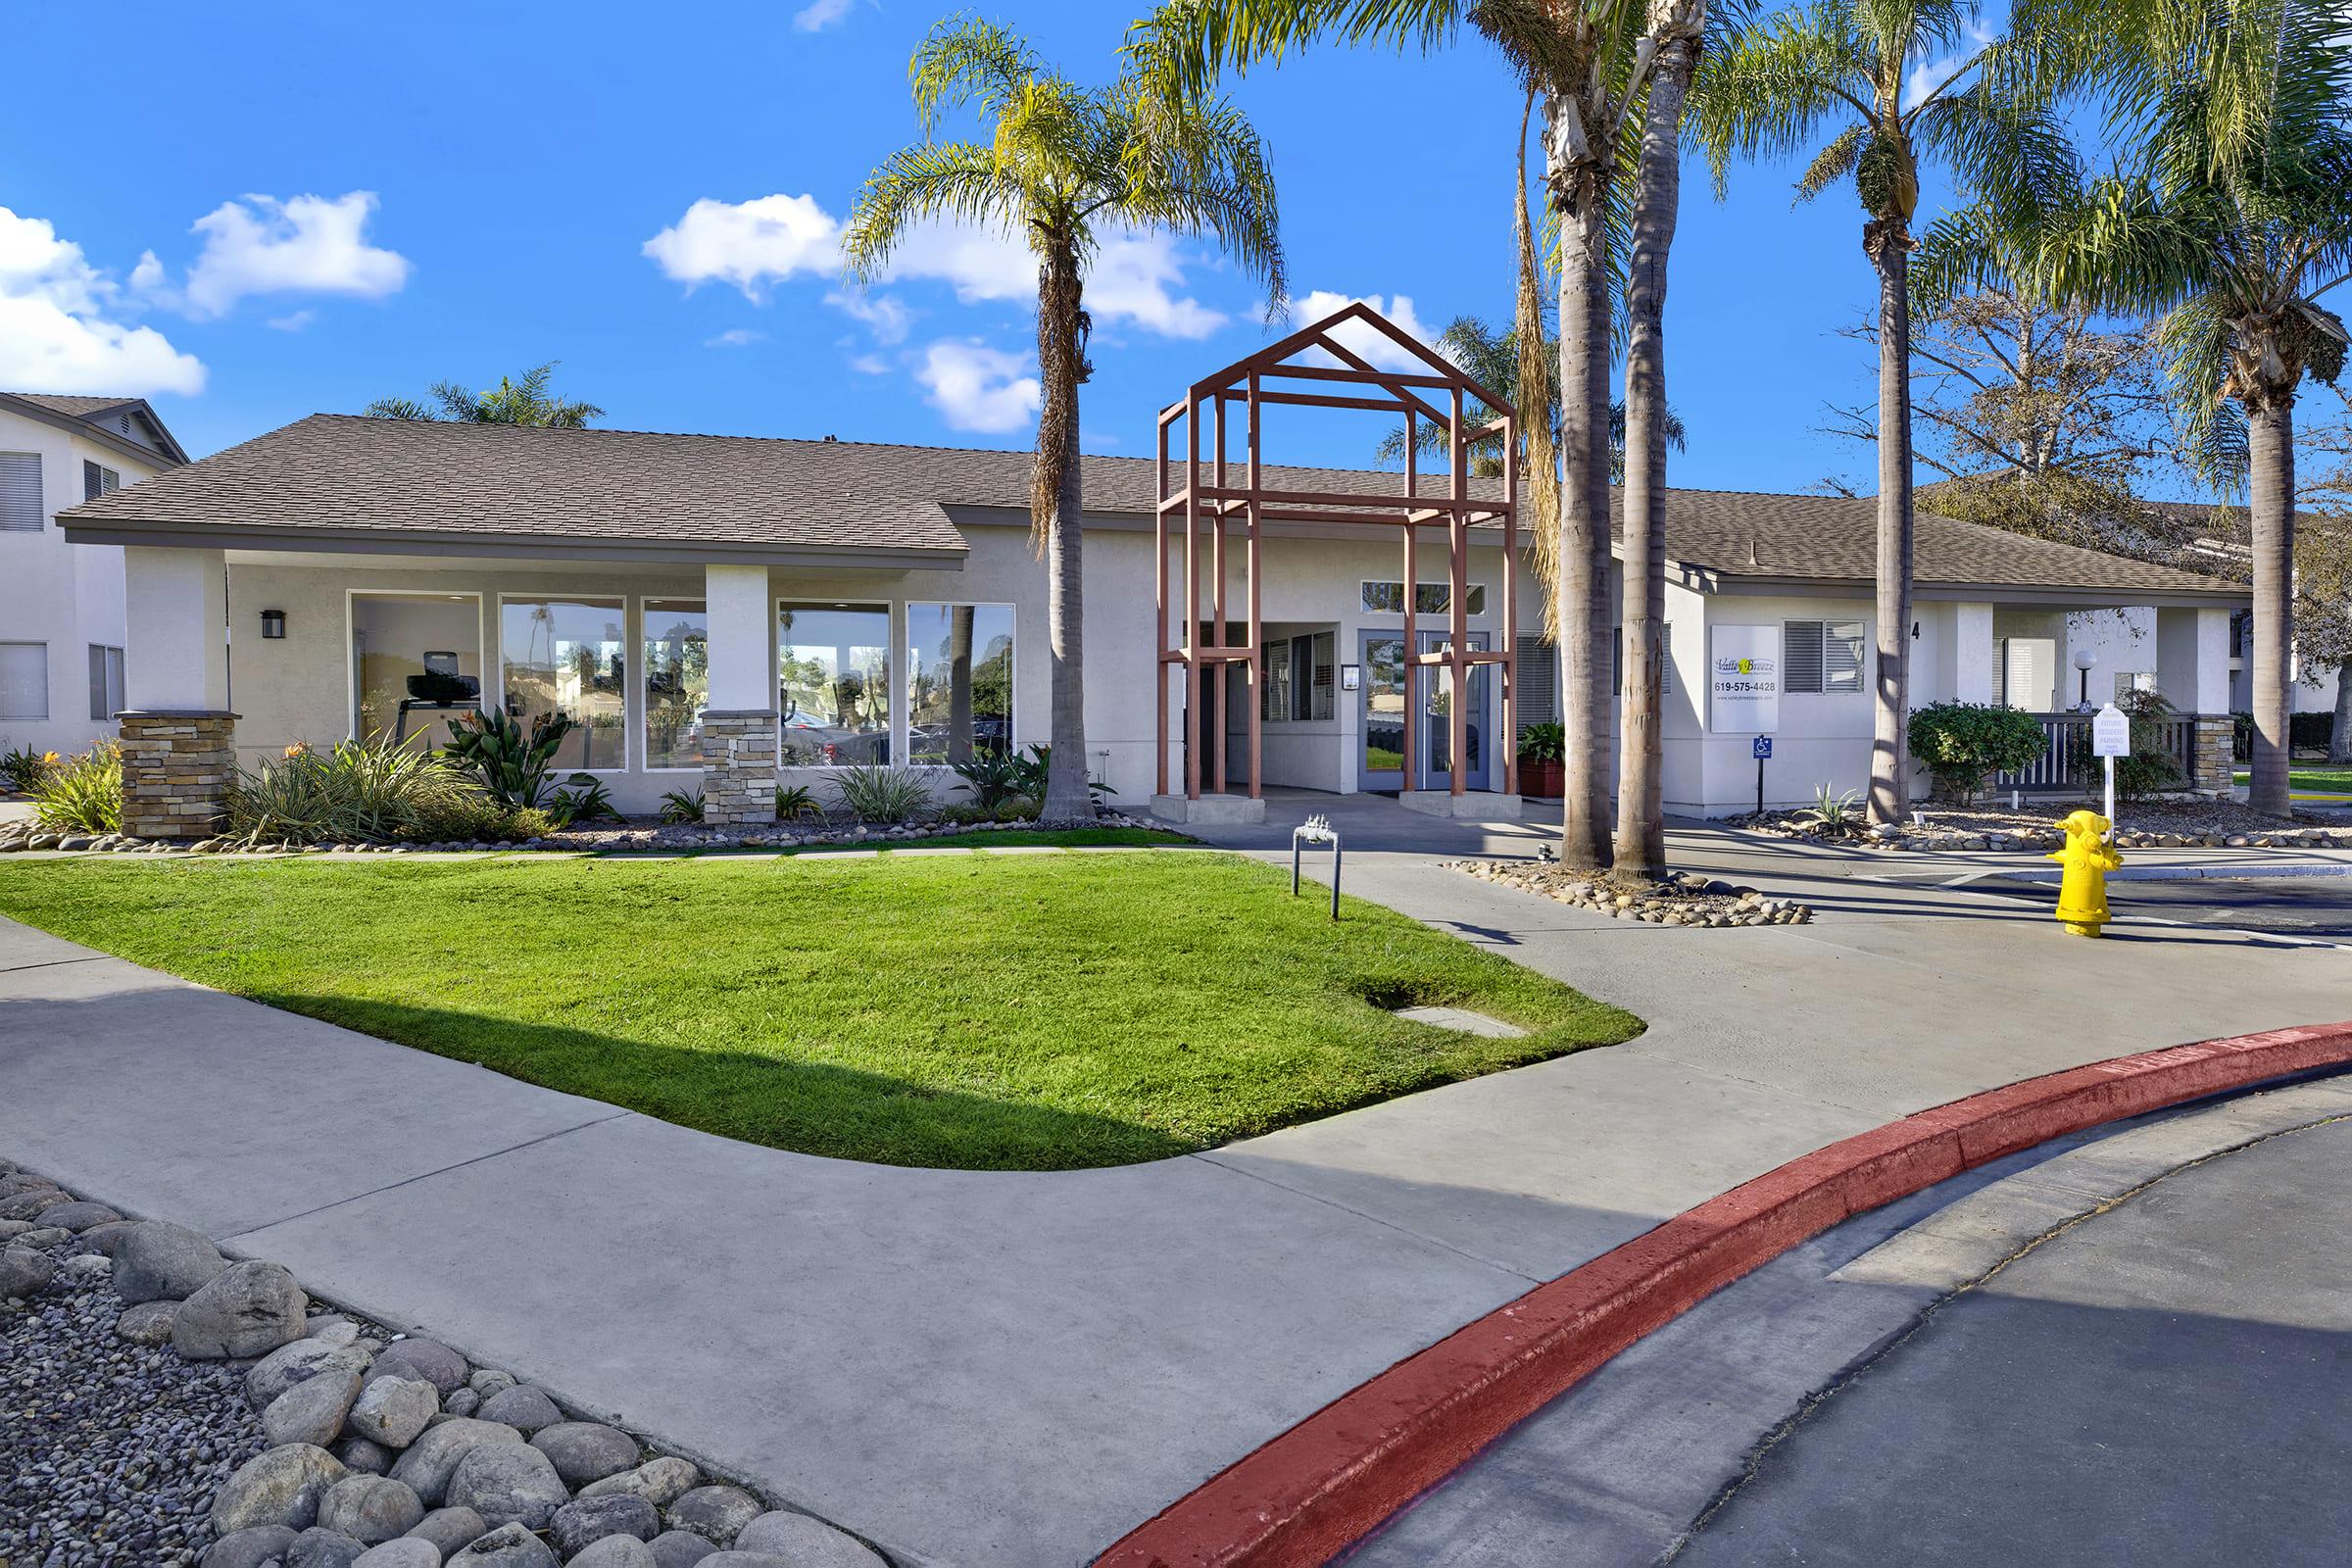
xmin=1154 ymin=301 xmax=1520 ymax=802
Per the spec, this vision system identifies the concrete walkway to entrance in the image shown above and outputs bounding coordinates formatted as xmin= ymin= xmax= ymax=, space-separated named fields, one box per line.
xmin=2 ymin=800 xmax=2348 ymax=1566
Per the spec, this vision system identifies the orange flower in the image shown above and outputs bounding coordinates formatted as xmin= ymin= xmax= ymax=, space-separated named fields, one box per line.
xmin=282 ymin=741 xmax=312 ymax=759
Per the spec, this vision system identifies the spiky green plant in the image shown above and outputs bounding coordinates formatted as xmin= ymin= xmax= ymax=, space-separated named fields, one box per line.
xmin=443 ymin=705 xmax=578 ymax=810
xmin=29 ymin=744 xmax=121 ymax=834
xmin=831 ymin=765 xmax=936 ymax=826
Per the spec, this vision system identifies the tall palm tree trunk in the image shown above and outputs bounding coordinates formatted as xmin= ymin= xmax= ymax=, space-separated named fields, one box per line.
xmin=1865 ymin=217 xmax=1915 ymax=824
xmin=2330 ymin=661 xmax=2350 ymax=764
xmin=1557 ymin=159 xmax=1617 ymax=871
xmin=1036 ymin=244 xmax=1096 ymax=822
xmin=1614 ymin=32 xmax=1697 ymax=877
xmin=2246 ymin=396 xmax=2295 ymax=817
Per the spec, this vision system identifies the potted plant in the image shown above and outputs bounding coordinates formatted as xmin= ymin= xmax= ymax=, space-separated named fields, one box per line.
xmin=1517 ymin=721 xmax=1566 ymax=799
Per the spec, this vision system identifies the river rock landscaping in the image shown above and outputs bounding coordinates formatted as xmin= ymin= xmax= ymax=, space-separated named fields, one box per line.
xmin=0 ymin=1159 xmax=889 ymax=1568
xmin=1727 ymin=798 xmax=2352 ymax=853
xmin=1452 ymin=860 xmax=1816 ymax=926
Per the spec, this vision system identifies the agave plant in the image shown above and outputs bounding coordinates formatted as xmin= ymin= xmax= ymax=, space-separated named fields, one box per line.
xmin=773 ymin=783 xmax=822 ymax=822
xmin=1801 ymin=784 xmax=1866 ymax=832
xmin=551 ymin=773 xmax=621 ymax=827
xmin=950 ymin=750 xmax=1028 ymax=810
xmin=227 ymin=734 xmax=481 ymax=844
xmin=659 ymin=788 xmax=706 ymax=825
xmin=443 ymin=705 xmax=577 ymax=810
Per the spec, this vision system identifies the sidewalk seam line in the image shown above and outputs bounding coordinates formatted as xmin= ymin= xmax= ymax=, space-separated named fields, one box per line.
xmin=217 ymin=1108 xmax=637 ymax=1242
xmin=1184 ymin=1152 xmax=1545 ymax=1286
xmin=0 ymin=954 xmax=112 ymax=975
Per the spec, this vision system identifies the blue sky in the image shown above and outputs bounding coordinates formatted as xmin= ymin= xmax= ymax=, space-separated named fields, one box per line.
xmin=1 ymin=2 xmax=1946 ymax=493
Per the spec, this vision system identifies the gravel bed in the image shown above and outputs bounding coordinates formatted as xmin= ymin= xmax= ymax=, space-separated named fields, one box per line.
xmin=1451 ymin=861 xmax=1814 ymax=926
xmin=1727 ymin=797 xmax=2352 ymax=854
xmin=0 ymin=1222 xmax=265 ymax=1566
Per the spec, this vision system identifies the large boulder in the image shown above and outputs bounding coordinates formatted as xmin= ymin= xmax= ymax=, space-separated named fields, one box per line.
xmin=349 ymin=1374 xmax=439 ymax=1448
xmin=173 ymin=1260 xmax=308 ymax=1359
xmin=336 ymin=1435 xmax=395 ymax=1476
xmin=249 ymin=1338 xmax=374 ymax=1410
xmin=647 ymin=1535 xmax=717 ymax=1568
xmin=373 ymin=1337 xmax=469 ymax=1394
xmin=571 ymin=1540 xmax=658 ymax=1568
xmin=75 ymin=1219 xmax=140 ymax=1253
xmin=730 ymin=1512 xmax=886 ymax=1568
xmin=690 ymin=1554 xmax=797 ymax=1567
xmin=0 ymin=1247 xmax=54 ymax=1298
xmin=550 ymin=1493 xmax=660 ymax=1557
xmin=263 ymin=1369 xmax=364 ymax=1449
xmin=401 ymin=1504 xmax=488 ymax=1560
xmin=351 ymin=1542 xmax=441 ymax=1568
xmin=286 ymin=1527 xmax=368 ymax=1568
xmin=446 ymin=1441 xmax=568 ymax=1531
xmin=386 ymin=1419 xmax=524 ymax=1506
xmin=202 ymin=1525 xmax=301 ymax=1568
xmin=116 ymin=1299 xmax=179 ymax=1344
xmin=580 ymin=1456 xmax=700 ymax=1508
xmin=211 ymin=1444 xmax=348 ymax=1533
xmin=31 ymin=1198 xmax=121 ymax=1231
xmin=530 ymin=1422 xmax=640 ymax=1489
xmin=474 ymin=1385 xmax=562 ymax=1435
xmin=111 ymin=1220 xmax=227 ymax=1303
xmin=662 ymin=1487 xmax=761 ymax=1547
xmin=318 ymin=1474 xmax=426 ymax=1544
xmin=445 ymin=1521 xmax=561 ymax=1568
xmin=0 ymin=1187 xmax=64 ymax=1221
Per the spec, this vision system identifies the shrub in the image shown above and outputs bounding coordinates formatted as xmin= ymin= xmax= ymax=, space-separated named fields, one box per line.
xmin=443 ymin=705 xmax=577 ymax=809
xmin=29 ymin=744 xmax=122 ymax=834
xmin=774 ymin=783 xmax=821 ymax=821
xmin=391 ymin=793 xmax=557 ymax=844
xmin=832 ymin=764 xmax=935 ymax=824
xmin=227 ymin=734 xmax=481 ymax=845
xmin=950 ymin=749 xmax=1027 ymax=809
xmin=1906 ymin=702 xmax=2049 ymax=804
xmin=659 ymin=789 xmax=705 ymax=824
xmin=1 ymin=744 xmax=55 ymax=793
xmin=1516 ymin=721 xmax=1566 ymax=762
xmin=1008 ymin=744 xmax=1112 ymax=804
xmin=550 ymin=773 xmax=620 ymax=826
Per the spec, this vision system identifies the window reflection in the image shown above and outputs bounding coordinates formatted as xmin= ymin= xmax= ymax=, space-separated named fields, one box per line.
xmin=778 ymin=603 xmax=891 ymax=765
xmin=907 ymin=603 xmax=1012 ymax=763
xmin=502 ymin=598 xmax=626 ymax=769
xmin=644 ymin=600 xmax=709 ymax=769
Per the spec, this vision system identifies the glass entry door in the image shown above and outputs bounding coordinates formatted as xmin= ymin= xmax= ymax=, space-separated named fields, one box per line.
xmin=1358 ymin=630 xmax=1489 ymax=792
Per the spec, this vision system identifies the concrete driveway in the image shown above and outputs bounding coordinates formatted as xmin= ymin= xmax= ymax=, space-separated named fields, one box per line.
xmin=2 ymin=801 xmax=2350 ymax=1564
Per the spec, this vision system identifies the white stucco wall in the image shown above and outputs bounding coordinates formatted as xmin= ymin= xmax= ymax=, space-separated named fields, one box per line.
xmin=0 ymin=408 xmax=164 ymax=758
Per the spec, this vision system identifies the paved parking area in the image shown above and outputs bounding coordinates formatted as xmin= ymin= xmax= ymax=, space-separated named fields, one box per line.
xmin=1964 ymin=868 xmax=2352 ymax=942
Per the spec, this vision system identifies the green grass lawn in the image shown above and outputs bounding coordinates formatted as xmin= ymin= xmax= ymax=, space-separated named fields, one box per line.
xmin=0 ymin=852 xmax=1639 ymax=1170
xmin=2233 ymin=765 xmax=2352 ymax=793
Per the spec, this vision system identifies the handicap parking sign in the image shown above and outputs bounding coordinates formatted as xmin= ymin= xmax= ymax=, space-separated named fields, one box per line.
xmin=1752 ymin=736 xmax=1773 ymax=760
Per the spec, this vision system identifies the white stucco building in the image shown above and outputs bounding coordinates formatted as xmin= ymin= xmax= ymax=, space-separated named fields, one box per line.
xmin=50 ymin=407 xmax=2255 ymax=837
xmin=0 ymin=394 xmax=185 ymax=760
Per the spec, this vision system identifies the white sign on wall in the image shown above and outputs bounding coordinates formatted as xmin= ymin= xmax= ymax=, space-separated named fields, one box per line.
xmin=2091 ymin=703 xmax=2131 ymax=758
xmin=1709 ymin=625 xmax=1782 ymax=734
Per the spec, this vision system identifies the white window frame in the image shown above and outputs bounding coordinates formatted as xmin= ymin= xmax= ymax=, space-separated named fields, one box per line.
xmin=776 ymin=598 xmax=897 ymax=769
xmin=903 ymin=599 xmax=1018 ymax=769
xmin=1359 ymin=579 xmax=1489 ymax=617
xmin=345 ymin=588 xmax=487 ymax=746
xmin=639 ymin=595 xmax=710 ymax=774
xmin=1783 ymin=618 xmax=1865 ymax=695
xmin=0 ymin=453 xmax=40 ymax=533
xmin=0 ymin=641 xmax=50 ymax=719
xmin=82 ymin=461 xmax=121 ymax=503
xmin=494 ymin=592 xmax=632 ymax=774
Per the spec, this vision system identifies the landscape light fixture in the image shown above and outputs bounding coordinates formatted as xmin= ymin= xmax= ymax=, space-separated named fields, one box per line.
xmin=2072 ymin=646 xmax=2098 ymax=710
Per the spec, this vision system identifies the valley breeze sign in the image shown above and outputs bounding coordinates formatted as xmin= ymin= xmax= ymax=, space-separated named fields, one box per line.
xmin=1710 ymin=625 xmax=1782 ymax=733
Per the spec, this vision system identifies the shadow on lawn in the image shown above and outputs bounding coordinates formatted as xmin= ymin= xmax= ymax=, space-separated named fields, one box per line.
xmin=243 ymin=990 xmax=1201 ymax=1172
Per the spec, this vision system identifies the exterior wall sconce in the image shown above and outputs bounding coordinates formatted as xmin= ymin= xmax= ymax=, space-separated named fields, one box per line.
xmin=260 ymin=609 xmax=287 ymax=640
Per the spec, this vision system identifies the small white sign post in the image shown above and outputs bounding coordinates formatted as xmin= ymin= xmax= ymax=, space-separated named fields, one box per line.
xmin=2090 ymin=702 xmax=2131 ymax=835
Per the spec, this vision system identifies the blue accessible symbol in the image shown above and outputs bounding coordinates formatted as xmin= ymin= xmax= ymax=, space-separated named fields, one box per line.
xmin=1752 ymin=736 xmax=1773 ymax=760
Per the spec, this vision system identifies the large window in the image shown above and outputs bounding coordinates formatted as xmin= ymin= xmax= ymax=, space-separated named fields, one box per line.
xmin=643 ymin=599 xmax=709 ymax=769
xmin=87 ymin=645 xmax=123 ymax=722
xmin=502 ymin=597 xmax=625 ymax=769
xmin=353 ymin=593 xmax=482 ymax=749
xmin=1262 ymin=631 xmax=1336 ymax=721
xmin=0 ymin=454 xmax=38 ymax=532
xmin=778 ymin=602 xmax=891 ymax=765
xmin=1783 ymin=619 xmax=1865 ymax=694
xmin=0 ymin=643 xmax=47 ymax=718
xmin=1361 ymin=580 xmax=1487 ymax=616
xmin=906 ymin=603 xmax=1012 ymax=764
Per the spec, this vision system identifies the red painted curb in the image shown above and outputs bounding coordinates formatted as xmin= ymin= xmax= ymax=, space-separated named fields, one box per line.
xmin=1097 ymin=1022 xmax=2352 ymax=1568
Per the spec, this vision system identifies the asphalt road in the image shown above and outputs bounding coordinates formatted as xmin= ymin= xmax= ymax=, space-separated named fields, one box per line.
xmin=1969 ymin=870 xmax=2352 ymax=941
xmin=1347 ymin=1085 xmax=2352 ymax=1568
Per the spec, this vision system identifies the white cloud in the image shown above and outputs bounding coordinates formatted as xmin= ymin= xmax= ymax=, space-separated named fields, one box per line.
xmin=826 ymin=289 xmax=911 ymax=344
xmin=1904 ymin=22 xmax=1995 ymax=112
xmin=880 ymin=220 xmax=1225 ymax=338
xmin=267 ymin=309 xmax=317 ymax=332
xmin=847 ymin=353 xmax=890 ymax=375
xmin=1296 ymin=290 xmax=1442 ymax=372
xmin=128 ymin=250 xmax=167 ymax=295
xmin=181 ymin=192 xmax=411 ymax=318
xmin=643 ymin=194 xmax=841 ymax=300
xmin=0 ymin=207 xmax=204 ymax=395
xmin=915 ymin=339 xmax=1038 ymax=432
xmin=793 ymin=0 xmax=857 ymax=30
xmin=705 ymin=327 xmax=767 ymax=348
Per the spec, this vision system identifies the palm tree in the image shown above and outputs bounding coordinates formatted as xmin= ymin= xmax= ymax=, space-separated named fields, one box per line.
xmin=1696 ymin=0 xmax=2070 ymax=825
xmin=1130 ymin=0 xmax=1662 ymax=870
xmin=2041 ymin=0 xmax=2350 ymax=817
xmin=365 ymin=363 xmax=603 ymax=427
xmin=847 ymin=16 xmax=1284 ymax=821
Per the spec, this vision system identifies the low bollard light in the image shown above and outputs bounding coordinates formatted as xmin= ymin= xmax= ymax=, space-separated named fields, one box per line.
xmin=1293 ymin=813 xmax=1341 ymax=920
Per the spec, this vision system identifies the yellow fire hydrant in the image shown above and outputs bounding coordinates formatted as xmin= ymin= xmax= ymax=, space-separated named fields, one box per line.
xmin=2047 ymin=808 xmax=2123 ymax=937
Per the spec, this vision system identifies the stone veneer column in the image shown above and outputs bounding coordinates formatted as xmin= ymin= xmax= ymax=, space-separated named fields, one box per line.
xmin=118 ymin=710 xmax=238 ymax=839
xmin=701 ymin=710 xmax=779 ymax=826
xmin=2192 ymin=716 xmax=2234 ymax=796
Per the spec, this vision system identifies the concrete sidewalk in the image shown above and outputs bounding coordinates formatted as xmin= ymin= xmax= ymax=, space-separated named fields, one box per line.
xmin=3 ymin=812 xmax=2350 ymax=1565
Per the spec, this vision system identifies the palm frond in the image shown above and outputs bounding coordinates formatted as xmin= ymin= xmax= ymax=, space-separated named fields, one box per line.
xmin=911 ymin=15 xmax=1042 ymax=137
xmin=1122 ymin=0 xmax=1471 ymax=101
xmin=1692 ymin=2 xmax=1874 ymax=197
xmin=843 ymin=142 xmax=1026 ymax=279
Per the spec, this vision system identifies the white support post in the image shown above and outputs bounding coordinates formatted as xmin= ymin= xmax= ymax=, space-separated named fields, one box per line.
xmin=701 ymin=564 xmax=777 ymax=826
xmin=123 ymin=546 xmax=229 ymax=712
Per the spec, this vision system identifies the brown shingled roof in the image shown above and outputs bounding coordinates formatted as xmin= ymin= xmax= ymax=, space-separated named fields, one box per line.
xmin=12 ymin=393 xmax=139 ymax=418
xmin=58 ymin=413 xmax=2247 ymax=599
